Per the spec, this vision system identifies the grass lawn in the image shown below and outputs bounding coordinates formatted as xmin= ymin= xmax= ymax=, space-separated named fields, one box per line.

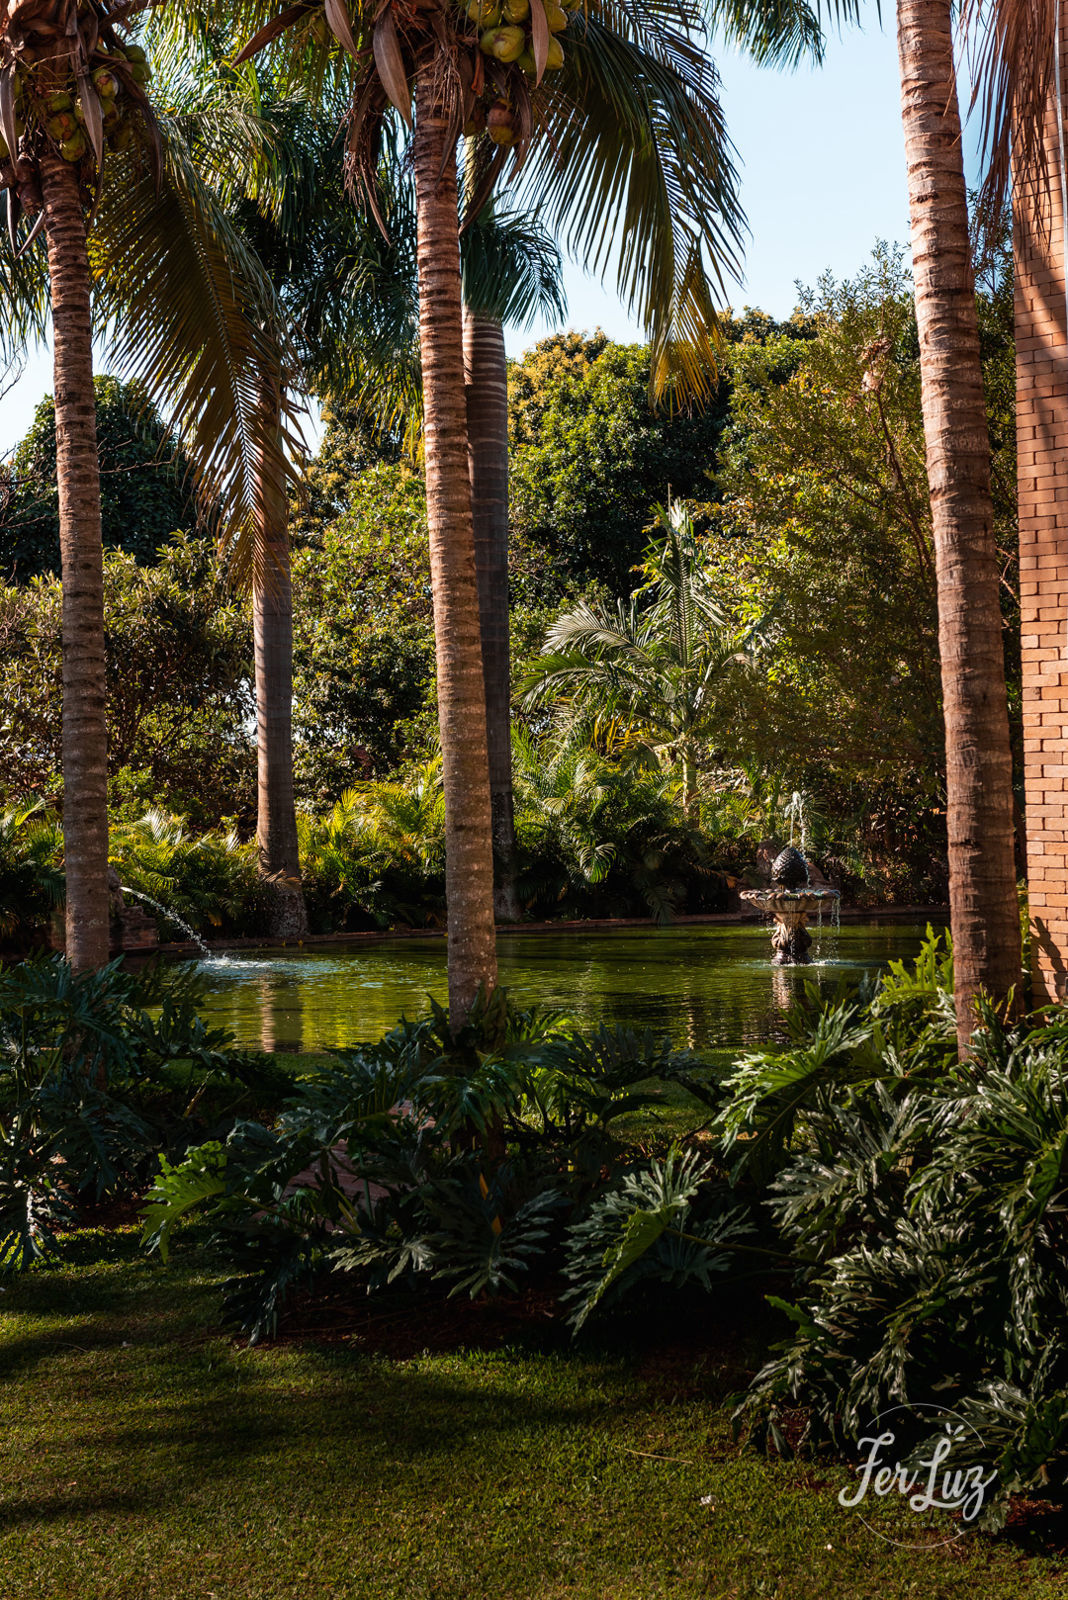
xmin=1 ymin=1226 xmax=1065 ymax=1600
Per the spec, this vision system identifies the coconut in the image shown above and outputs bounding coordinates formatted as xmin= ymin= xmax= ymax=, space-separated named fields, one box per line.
xmin=480 ymin=23 xmax=525 ymax=61
xmin=503 ymin=0 xmax=530 ymax=19
xmin=124 ymin=45 xmax=148 ymax=65
xmin=545 ymin=35 xmax=564 ymax=67
xmin=47 ymin=112 xmax=78 ymax=142
xmin=60 ymin=131 xmax=87 ymax=163
xmin=46 ymin=91 xmax=73 ymax=114
xmin=467 ymin=0 xmax=501 ymax=25
xmin=487 ymin=99 xmax=516 ymax=144
xmin=92 ymin=68 xmax=119 ymax=99
xmin=544 ymin=2 xmax=568 ymax=29
xmin=517 ymin=47 xmax=536 ymax=73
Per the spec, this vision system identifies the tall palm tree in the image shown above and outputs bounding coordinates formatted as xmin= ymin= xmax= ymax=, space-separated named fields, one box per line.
xmin=0 ymin=4 xmax=296 ymax=968
xmin=894 ymin=0 xmax=1021 ymax=1047
xmin=341 ymin=178 xmax=567 ymax=922
xmin=211 ymin=0 xmax=820 ymax=1022
xmin=520 ymin=501 xmax=761 ymax=817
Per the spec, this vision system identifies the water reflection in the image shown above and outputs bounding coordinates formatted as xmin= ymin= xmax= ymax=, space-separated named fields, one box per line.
xmin=191 ymin=920 xmax=935 ymax=1055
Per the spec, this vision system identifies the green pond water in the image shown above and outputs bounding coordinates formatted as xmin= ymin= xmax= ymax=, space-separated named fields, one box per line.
xmin=192 ymin=919 xmax=937 ymax=1055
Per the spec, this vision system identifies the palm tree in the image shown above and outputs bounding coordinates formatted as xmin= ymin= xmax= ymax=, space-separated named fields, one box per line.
xmin=1 ymin=5 xmax=295 ymax=969
xmin=213 ymin=0 xmax=820 ymax=1022
xmin=239 ymin=104 xmax=563 ymax=937
xmin=894 ymin=0 xmax=1021 ymax=1047
xmin=520 ymin=501 xmax=761 ymax=817
xmin=339 ymin=177 xmax=566 ymax=923
xmin=0 ymin=0 xmax=135 ymax=969
xmin=100 ymin=47 xmax=318 ymax=938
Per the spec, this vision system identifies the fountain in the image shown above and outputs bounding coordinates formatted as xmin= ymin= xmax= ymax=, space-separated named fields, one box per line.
xmin=740 ymin=846 xmax=840 ymax=966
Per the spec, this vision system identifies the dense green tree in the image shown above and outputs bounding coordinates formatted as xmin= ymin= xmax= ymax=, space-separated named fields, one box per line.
xmin=291 ymin=463 xmax=435 ymax=800
xmin=508 ymin=319 xmax=807 ymax=595
xmin=708 ymin=248 xmax=1017 ymax=900
xmin=291 ymin=402 xmax=406 ymax=547
xmin=0 ymin=535 xmax=254 ymax=828
xmin=0 ymin=378 xmax=202 ymax=582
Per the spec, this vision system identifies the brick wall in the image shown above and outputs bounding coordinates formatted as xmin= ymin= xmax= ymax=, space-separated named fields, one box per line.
xmin=1016 ymin=44 xmax=1068 ymax=999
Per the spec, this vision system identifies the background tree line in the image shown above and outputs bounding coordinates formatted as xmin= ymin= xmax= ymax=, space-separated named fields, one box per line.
xmin=0 ymin=234 xmax=1018 ymax=919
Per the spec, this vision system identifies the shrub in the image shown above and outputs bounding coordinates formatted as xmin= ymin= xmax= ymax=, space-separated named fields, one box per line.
xmin=511 ymin=732 xmax=728 ymax=922
xmin=0 ymin=803 xmax=64 ymax=952
xmin=298 ymin=763 xmax=447 ymax=931
xmin=727 ymin=937 xmax=1068 ymax=1524
xmin=140 ymin=994 xmax=722 ymax=1342
xmin=109 ymin=810 xmax=269 ymax=938
xmin=0 ymin=956 xmax=280 ymax=1271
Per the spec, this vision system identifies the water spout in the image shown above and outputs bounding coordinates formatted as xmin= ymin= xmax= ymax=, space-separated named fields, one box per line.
xmin=120 ymin=887 xmax=213 ymax=960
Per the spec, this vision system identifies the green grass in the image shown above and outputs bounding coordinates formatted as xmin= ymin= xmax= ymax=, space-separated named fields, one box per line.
xmin=0 ymin=1231 xmax=1064 ymax=1600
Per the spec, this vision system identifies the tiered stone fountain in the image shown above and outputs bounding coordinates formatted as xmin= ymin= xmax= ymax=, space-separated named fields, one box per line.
xmin=740 ymin=846 xmax=840 ymax=965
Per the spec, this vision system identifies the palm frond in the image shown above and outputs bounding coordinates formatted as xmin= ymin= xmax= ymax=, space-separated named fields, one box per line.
xmin=710 ymin=0 xmax=826 ymax=69
xmin=531 ymin=16 xmax=740 ymax=402
xmin=89 ymin=130 xmax=304 ymax=577
xmin=962 ymin=0 xmax=1056 ymax=221
xmin=462 ymin=202 xmax=567 ymax=327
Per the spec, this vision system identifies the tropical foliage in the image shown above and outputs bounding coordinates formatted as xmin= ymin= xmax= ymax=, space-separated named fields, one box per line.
xmin=521 ymin=499 xmax=763 ymax=815
xmin=139 ymin=991 xmax=722 ymax=1341
xmin=0 ymin=955 xmax=287 ymax=1270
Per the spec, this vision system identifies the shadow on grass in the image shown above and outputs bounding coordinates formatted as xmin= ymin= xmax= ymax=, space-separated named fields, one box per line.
xmin=0 ymin=1326 xmax=635 ymax=1532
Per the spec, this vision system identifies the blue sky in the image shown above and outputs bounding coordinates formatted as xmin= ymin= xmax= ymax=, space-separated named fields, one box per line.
xmin=510 ymin=18 xmax=909 ymax=350
xmin=0 ymin=18 xmax=911 ymax=456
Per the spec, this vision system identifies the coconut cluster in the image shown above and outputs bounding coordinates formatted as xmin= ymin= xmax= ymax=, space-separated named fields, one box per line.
xmin=0 ymin=42 xmax=152 ymax=174
xmin=43 ymin=45 xmax=150 ymax=164
xmin=463 ymin=0 xmax=578 ymax=146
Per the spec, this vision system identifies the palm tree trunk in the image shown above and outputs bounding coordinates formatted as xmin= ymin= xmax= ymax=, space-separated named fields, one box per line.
xmin=39 ymin=152 xmax=109 ymax=971
xmin=897 ymin=0 xmax=1021 ymax=1048
xmin=413 ymin=80 xmax=498 ymax=1022
xmin=463 ymin=307 xmax=521 ymax=923
xmin=681 ymin=748 xmax=698 ymax=821
xmin=253 ymin=377 xmax=307 ymax=938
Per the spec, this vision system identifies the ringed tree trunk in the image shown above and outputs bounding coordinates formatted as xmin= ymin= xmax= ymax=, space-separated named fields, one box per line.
xmin=897 ymin=0 xmax=1021 ymax=1049
xmin=463 ymin=306 xmax=521 ymax=922
xmin=413 ymin=79 xmax=498 ymax=1023
xmin=40 ymin=151 xmax=110 ymax=971
xmin=253 ymin=377 xmax=308 ymax=938
xmin=681 ymin=745 xmax=698 ymax=822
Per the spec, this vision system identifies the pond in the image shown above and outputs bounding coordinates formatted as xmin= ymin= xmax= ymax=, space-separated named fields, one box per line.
xmin=192 ymin=918 xmax=936 ymax=1055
